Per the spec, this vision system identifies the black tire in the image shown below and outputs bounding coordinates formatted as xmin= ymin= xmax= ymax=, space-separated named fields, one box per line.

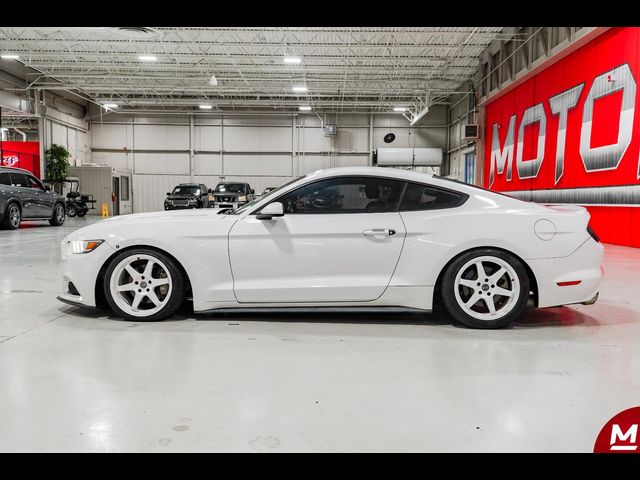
xmin=49 ymin=203 xmax=66 ymax=226
xmin=67 ymin=204 xmax=77 ymax=217
xmin=77 ymin=210 xmax=87 ymax=217
xmin=103 ymin=248 xmax=186 ymax=322
xmin=441 ymin=248 xmax=529 ymax=329
xmin=1 ymin=202 xmax=21 ymax=230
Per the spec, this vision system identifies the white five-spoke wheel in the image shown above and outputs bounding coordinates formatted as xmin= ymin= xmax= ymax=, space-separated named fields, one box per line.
xmin=104 ymin=249 xmax=186 ymax=321
xmin=442 ymin=249 xmax=529 ymax=329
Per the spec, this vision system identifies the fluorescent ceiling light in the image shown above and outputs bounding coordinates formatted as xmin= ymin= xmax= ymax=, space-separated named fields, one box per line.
xmin=1 ymin=54 xmax=19 ymax=60
xmin=284 ymin=57 xmax=301 ymax=64
xmin=138 ymin=55 xmax=157 ymax=62
xmin=292 ymin=85 xmax=308 ymax=93
xmin=208 ymin=74 xmax=218 ymax=86
xmin=393 ymin=107 xmax=407 ymax=112
xmin=299 ymin=105 xmax=312 ymax=111
xmin=103 ymin=103 xmax=118 ymax=109
xmin=199 ymin=105 xmax=213 ymax=110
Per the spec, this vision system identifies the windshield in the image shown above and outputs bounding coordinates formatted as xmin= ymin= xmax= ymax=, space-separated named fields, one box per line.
xmin=226 ymin=176 xmax=305 ymax=215
xmin=172 ymin=186 xmax=201 ymax=196
xmin=215 ymin=183 xmax=245 ymax=193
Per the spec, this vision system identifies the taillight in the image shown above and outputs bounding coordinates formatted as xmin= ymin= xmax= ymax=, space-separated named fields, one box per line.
xmin=587 ymin=224 xmax=600 ymax=243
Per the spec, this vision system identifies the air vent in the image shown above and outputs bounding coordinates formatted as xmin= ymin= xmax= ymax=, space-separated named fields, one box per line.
xmin=107 ymin=27 xmax=161 ymax=39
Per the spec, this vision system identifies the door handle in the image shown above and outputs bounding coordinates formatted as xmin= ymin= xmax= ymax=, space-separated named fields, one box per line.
xmin=363 ymin=228 xmax=396 ymax=237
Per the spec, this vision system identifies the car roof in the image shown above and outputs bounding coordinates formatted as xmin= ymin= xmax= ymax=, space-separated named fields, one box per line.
xmin=0 ymin=166 xmax=33 ymax=175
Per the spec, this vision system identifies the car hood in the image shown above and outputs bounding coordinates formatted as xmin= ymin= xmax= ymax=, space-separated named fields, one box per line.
xmin=66 ymin=209 xmax=229 ymax=243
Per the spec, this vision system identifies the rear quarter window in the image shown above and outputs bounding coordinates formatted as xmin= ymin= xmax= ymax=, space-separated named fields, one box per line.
xmin=399 ymin=182 xmax=468 ymax=211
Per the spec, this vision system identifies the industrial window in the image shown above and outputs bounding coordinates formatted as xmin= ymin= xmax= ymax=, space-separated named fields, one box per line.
xmin=277 ymin=176 xmax=404 ymax=214
xmin=121 ymin=176 xmax=130 ymax=201
xmin=0 ymin=172 xmax=11 ymax=185
xmin=464 ymin=152 xmax=476 ymax=184
xmin=398 ymin=183 xmax=468 ymax=211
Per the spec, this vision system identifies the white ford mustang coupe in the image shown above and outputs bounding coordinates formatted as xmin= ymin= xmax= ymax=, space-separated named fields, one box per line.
xmin=58 ymin=167 xmax=604 ymax=329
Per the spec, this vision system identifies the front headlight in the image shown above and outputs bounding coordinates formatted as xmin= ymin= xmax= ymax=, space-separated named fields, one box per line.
xmin=238 ymin=195 xmax=247 ymax=202
xmin=69 ymin=240 xmax=104 ymax=254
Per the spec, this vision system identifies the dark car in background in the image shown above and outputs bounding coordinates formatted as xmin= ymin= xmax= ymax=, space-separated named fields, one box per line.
xmin=209 ymin=182 xmax=255 ymax=209
xmin=0 ymin=166 xmax=66 ymax=229
xmin=164 ymin=183 xmax=209 ymax=210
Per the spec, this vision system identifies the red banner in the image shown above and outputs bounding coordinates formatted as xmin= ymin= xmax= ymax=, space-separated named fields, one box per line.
xmin=0 ymin=141 xmax=41 ymax=179
xmin=484 ymin=27 xmax=640 ymax=247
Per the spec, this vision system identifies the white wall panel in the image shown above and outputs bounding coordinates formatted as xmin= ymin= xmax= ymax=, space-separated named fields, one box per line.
xmin=134 ymin=124 xmax=189 ymax=150
xmin=51 ymin=122 xmax=66 ymax=147
xmin=194 ymin=125 xmax=222 ymax=151
xmin=335 ymin=127 xmax=369 ymax=152
xmin=134 ymin=153 xmax=190 ymax=175
xmin=91 ymin=123 xmax=132 ymax=149
xmin=297 ymin=155 xmax=332 ymax=174
xmin=223 ymin=154 xmax=293 ymax=176
xmin=299 ymin=127 xmax=328 ymax=152
xmin=91 ymin=151 xmax=128 ymax=170
xmin=194 ymin=154 xmax=223 ymax=175
xmin=335 ymin=155 xmax=369 ymax=167
xmin=224 ymin=126 xmax=292 ymax=152
xmin=77 ymin=131 xmax=88 ymax=164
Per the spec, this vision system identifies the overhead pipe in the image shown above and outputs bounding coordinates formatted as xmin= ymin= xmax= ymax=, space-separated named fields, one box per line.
xmin=13 ymin=128 xmax=27 ymax=141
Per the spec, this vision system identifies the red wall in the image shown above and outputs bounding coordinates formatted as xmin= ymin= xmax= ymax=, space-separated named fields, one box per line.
xmin=1 ymin=141 xmax=41 ymax=178
xmin=483 ymin=27 xmax=640 ymax=247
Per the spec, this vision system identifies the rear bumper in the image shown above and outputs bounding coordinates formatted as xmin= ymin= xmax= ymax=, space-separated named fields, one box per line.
xmin=528 ymin=237 xmax=604 ymax=308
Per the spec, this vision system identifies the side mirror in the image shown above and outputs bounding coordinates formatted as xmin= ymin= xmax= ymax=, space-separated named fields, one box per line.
xmin=257 ymin=202 xmax=284 ymax=220
xmin=250 ymin=189 xmax=255 ymax=194
xmin=166 ymin=192 xmax=171 ymax=196
xmin=45 ymin=185 xmax=51 ymax=191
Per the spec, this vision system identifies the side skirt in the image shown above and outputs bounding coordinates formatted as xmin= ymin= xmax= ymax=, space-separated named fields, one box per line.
xmin=197 ymin=306 xmax=431 ymax=315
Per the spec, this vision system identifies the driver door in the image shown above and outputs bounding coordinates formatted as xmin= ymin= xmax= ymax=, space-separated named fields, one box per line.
xmin=228 ymin=176 xmax=407 ymax=303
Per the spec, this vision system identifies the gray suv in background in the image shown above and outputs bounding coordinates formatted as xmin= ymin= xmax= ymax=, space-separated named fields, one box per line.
xmin=0 ymin=167 xmax=66 ymax=230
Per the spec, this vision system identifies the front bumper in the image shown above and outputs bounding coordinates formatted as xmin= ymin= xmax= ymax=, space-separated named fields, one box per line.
xmin=59 ymin=239 xmax=118 ymax=307
xmin=528 ymin=237 xmax=604 ymax=308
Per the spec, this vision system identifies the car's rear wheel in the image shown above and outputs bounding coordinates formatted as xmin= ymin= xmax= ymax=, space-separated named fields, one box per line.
xmin=49 ymin=203 xmax=65 ymax=226
xmin=2 ymin=203 xmax=21 ymax=230
xmin=104 ymin=249 xmax=186 ymax=321
xmin=441 ymin=249 xmax=529 ymax=329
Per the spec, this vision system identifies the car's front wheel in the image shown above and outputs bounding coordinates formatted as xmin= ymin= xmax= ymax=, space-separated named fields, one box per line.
xmin=441 ymin=249 xmax=529 ymax=329
xmin=49 ymin=203 xmax=66 ymax=226
xmin=104 ymin=249 xmax=186 ymax=321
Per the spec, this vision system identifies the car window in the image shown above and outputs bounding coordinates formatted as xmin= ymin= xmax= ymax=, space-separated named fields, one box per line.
xmin=0 ymin=172 xmax=11 ymax=186
xmin=25 ymin=175 xmax=44 ymax=190
xmin=399 ymin=182 xmax=468 ymax=211
xmin=215 ymin=183 xmax=245 ymax=193
xmin=172 ymin=186 xmax=200 ymax=196
xmin=9 ymin=173 xmax=30 ymax=187
xmin=277 ymin=176 xmax=404 ymax=214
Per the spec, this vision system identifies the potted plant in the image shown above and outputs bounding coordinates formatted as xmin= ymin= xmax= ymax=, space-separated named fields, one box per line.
xmin=45 ymin=144 xmax=71 ymax=194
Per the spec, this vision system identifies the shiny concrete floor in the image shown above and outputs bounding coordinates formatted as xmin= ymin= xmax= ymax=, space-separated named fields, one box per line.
xmin=0 ymin=216 xmax=638 ymax=452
